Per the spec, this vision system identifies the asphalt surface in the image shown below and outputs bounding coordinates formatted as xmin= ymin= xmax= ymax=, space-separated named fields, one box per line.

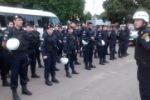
xmin=0 ymin=45 xmax=140 ymax=100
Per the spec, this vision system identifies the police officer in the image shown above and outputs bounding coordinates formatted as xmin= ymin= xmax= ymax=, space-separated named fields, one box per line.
xmin=82 ymin=22 xmax=96 ymax=70
xmin=133 ymin=11 xmax=150 ymax=100
xmin=25 ymin=23 xmax=40 ymax=80
xmin=32 ymin=25 xmax=44 ymax=68
xmin=3 ymin=15 xmax=32 ymax=100
xmin=78 ymin=22 xmax=87 ymax=57
xmin=3 ymin=21 xmax=14 ymax=78
xmin=41 ymin=24 xmax=59 ymax=86
xmin=0 ymin=23 xmax=10 ymax=87
xmin=94 ymin=25 xmax=100 ymax=59
xmin=62 ymin=26 xmax=67 ymax=36
xmin=124 ymin=23 xmax=130 ymax=56
xmin=95 ymin=25 xmax=105 ymax=65
xmin=102 ymin=25 xmax=109 ymax=64
xmin=118 ymin=26 xmax=126 ymax=58
xmin=52 ymin=24 xmax=61 ymax=71
xmin=55 ymin=25 xmax=63 ymax=63
xmin=70 ymin=22 xmax=81 ymax=65
xmin=63 ymin=26 xmax=79 ymax=78
xmin=109 ymin=25 xmax=117 ymax=60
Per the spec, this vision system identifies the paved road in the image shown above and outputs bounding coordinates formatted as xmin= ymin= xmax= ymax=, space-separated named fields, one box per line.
xmin=0 ymin=45 xmax=140 ymax=100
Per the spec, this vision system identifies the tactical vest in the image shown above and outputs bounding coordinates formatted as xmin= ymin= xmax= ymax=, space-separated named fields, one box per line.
xmin=88 ymin=30 xmax=95 ymax=45
xmin=0 ymin=31 xmax=3 ymax=52
xmin=33 ymin=31 xmax=40 ymax=47
xmin=135 ymin=30 xmax=150 ymax=61
xmin=12 ymin=28 xmax=28 ymax=52
xmin=110 ymin=31 xmax=117 ymax=40
xmin=27 ymin=32 xmax=35 ymax=49
xmin=67 ymin=34 xmax=76 ymax=50
xmin=46 ymin=35 xmax=57 ymax=53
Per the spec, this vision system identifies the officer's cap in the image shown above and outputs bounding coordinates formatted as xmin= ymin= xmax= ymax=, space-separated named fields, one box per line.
xmin=102 ymin=25 xmax=108 ymax=28
xmin=46 ymin=24 xmax=53 ymax=29
xmin=87 ymin=22 xmax=93 ymax=25
xmin=33 ymin=24 xmax=38 ymax=27
xmin=25 ymin=23 xmax=32 ymax=27
xmin=13 ymin=15 xmax=23 ymax=20
xmin=67 ymin=26 xmax=74 ymax=30
xmin=55 ymin=24 xmax=62 ymax=28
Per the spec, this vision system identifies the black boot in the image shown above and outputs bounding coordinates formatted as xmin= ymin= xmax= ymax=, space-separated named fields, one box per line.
xmin=54 ymin=67 xmax=60 ymax=71
xmin=72 ymin=68 xmax=79 ymax=74
xmin=104 ymin=59 xmax=109 ymax=63
xmin=66 ymin=71 xmax=72 ymax=78
xmin=12 ymin=89 xmax=20 ymax=100
xmin=110 ymin=51 xmax=114 ymax=60
xmin=74 ymin=60 xmax=81 ymax=65
xmin=26 ymin=76 xmax=29 ymax=82
xmin=6 ymin=73 xmax=10 ymax=78
xmin=99 ymin=59 xmax=105 ymax=65
xmin=22 ymin=85 xmax=32 ymax=95
xmin=45 ymin=79 xmax=53 ymax=86
xmin=52 ymin=77 xmax=59 ymax=83
xmin=85 ymin=64 xmax=91 ymax=70
xmin=2 ymin=79 xmax=10 ymax=86
xmin=89 ymin=63 xmax=96 ymax=68
xmin=118 ymin=55 xmax=122 ymax=58
xmin=39 ymin=64 xmax=44 ymax=68
xmin=31 ymin=73 xmax=40 ymax=78
xmin=113 ymin=51 xmax=117 ymax=59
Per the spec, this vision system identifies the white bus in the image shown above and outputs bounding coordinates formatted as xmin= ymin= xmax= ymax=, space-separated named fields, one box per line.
xmin=0 ymin=6 xmax=61 ymax=38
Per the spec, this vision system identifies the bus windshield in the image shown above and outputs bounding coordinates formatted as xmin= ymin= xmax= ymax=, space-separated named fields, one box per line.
xmin=51 ymin=17 xmax=60 ymax=25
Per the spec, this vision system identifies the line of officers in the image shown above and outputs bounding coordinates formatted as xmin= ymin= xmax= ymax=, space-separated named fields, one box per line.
xmin=0 ymin=15 xmax=129 ymax=100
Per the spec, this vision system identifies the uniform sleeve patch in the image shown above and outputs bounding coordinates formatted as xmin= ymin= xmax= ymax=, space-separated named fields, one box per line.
xmin=4 ymin=31 xmax=9 ymax=34
xmin=142 ymin=33 xmax=150 ymax=42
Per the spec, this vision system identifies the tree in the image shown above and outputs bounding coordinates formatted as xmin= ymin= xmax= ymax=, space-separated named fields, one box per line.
xmin=102 ymin=0 xmax=150 ymax=24
xmin=82 ymin=12 xmax=92 ymax=22
xmin=0 ymin=0 xmax=85 ymax=24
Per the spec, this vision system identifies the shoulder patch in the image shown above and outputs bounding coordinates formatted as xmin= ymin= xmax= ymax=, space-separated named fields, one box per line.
xmin=142 ymin=33 xmax=150 ymax=42
xmin=4 ymin=31 xmax=9 ymax=34
xmin=141 ymin=33 xmax=149 ymax=39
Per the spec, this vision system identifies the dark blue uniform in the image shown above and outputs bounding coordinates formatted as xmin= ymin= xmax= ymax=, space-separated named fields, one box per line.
xmin=63 ymin=33 xmax=79 ymax=77
xmin=109 ymin=30 xmax=117 ymax=60
xmin=32 ymin=30 xmax=43 ymax=68
xmin=135 ymin=27 xmax=150 ymax=100
xmin=125 ymin=26 xmax=130 ymax=55
xmin=95 ymin=30 xmax=105 ymax=65
xmin=118 ymin=30 xmax=126 ymax=58
xmin=26 ymin=31 xmax=40 ymax=78
xmin=6 ymin=27 xmax=29 ymax=90
xmin=41 ymin=33 xmax=58 ymax=81
xmin=81 ymin=28 xmax=96 ymax=69
xmin=102 ymin=30 xmax=109 ymax=63
xmin=73 ymin=28 xmax=81 ymax=65
xmin=0 ymin=30 xmax=10 ymax=86
xmin=55 ymin=31 xmax=63 ymax=63
xmin=3 ymin=28 xmax=11 ymax=77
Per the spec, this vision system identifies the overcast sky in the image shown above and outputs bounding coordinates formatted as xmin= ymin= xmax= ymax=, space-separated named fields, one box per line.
xmin=85 ymin=0 xmax=105 ymax=15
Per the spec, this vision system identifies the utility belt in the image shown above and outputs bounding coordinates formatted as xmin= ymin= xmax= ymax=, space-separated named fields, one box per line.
xmin=11 ymin=50 xmax=26 ymax=56
xmin=28 ymin=47 xmax=35 ymax=50
xmin=136 ymin=59 xmax=150 ymax=63
xmin=46 ymin=45 xmax=58 ymax=53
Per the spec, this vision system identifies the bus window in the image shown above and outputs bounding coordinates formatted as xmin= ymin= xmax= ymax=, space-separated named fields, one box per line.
xmin=50 ymin=17 xmax=60 ymax=25
xmin=42 ymin=17 xmax=49 ymax=26
xmin=0 ymin=14 xmax=6 ymax=27
xmin=25 ymin=15 xmax=34 ymax=25
xmin=34 ymin=16 xmax=43 ymax=27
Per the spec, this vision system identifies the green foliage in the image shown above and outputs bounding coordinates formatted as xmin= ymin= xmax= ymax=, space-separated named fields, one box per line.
xmin=101 ymin=0 xmax=150 ymax=24
xmin=0 ymin=0 xmax=85 ymax=24
xmin=82 ymin=12 xmax=92 ymax=22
